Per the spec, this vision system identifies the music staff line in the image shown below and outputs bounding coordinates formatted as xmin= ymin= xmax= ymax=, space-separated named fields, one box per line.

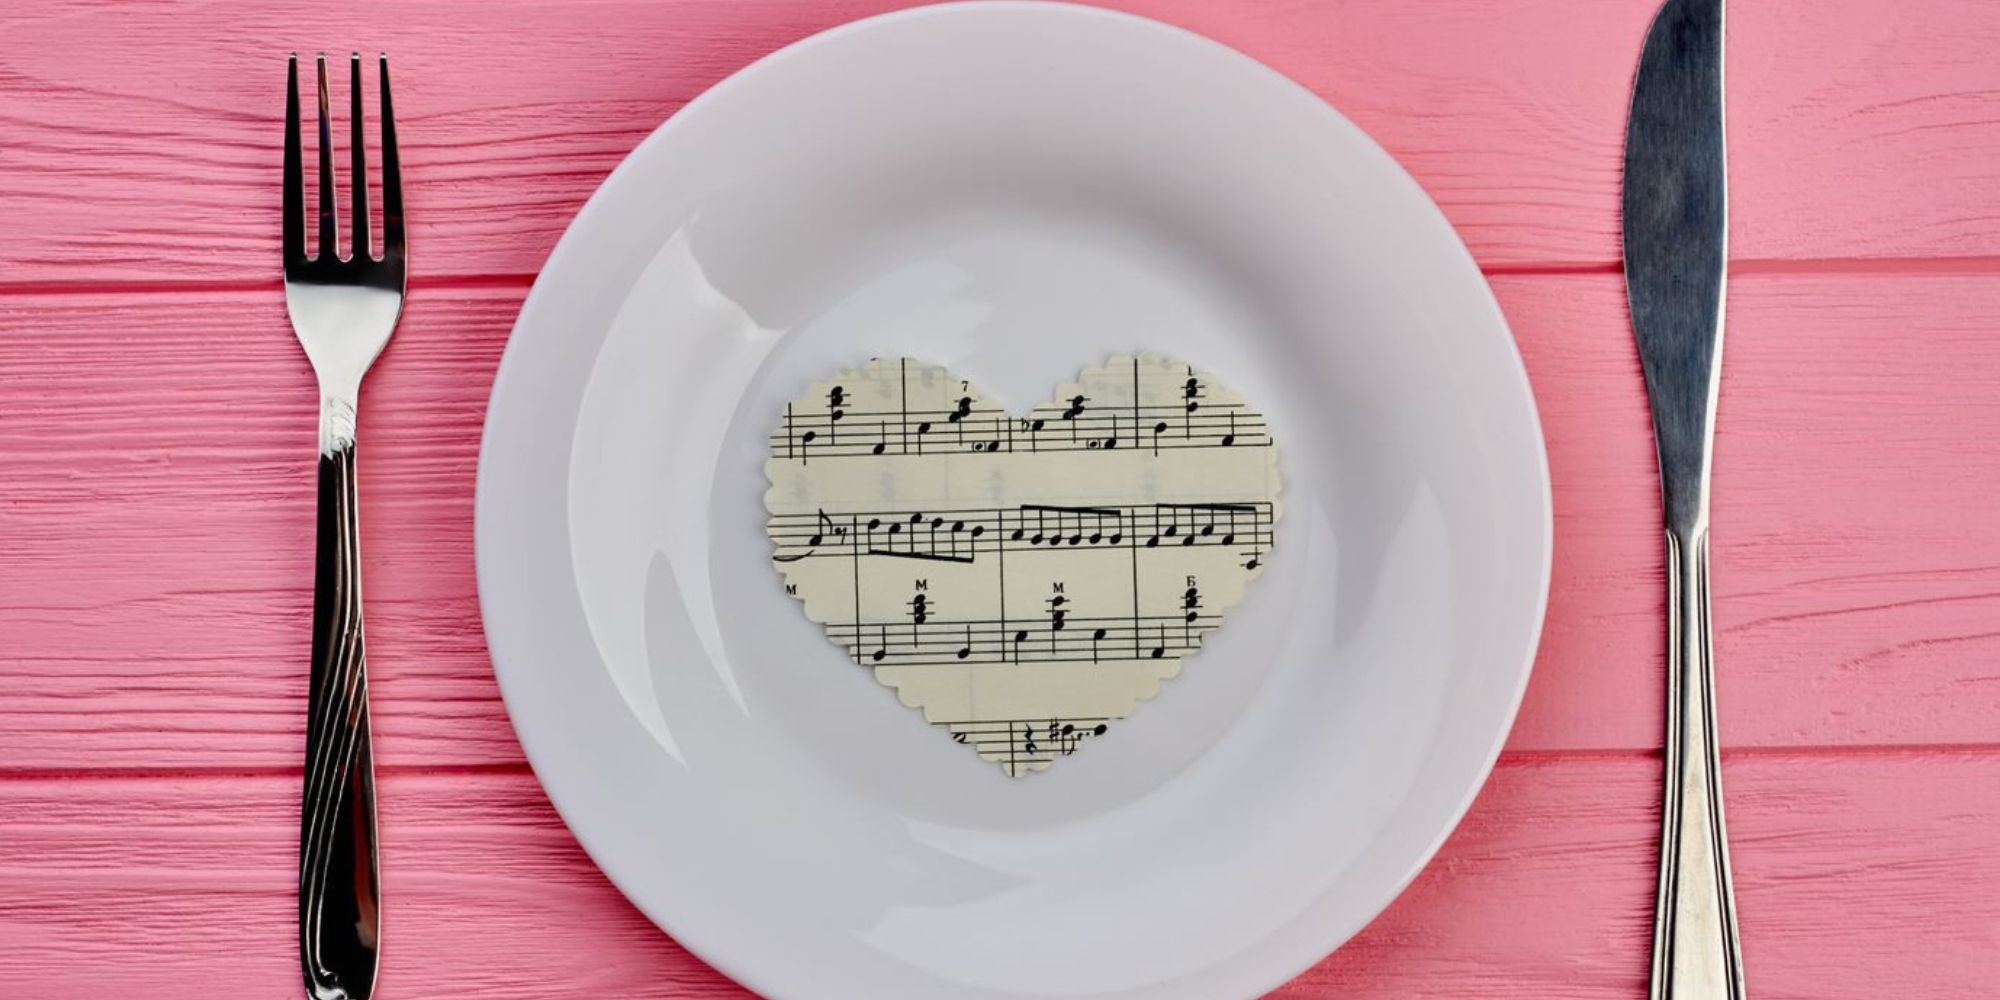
xmin=772 ymin=501 xmax=1275 ymax=569
xmin=766 ymin=356 xmax=1281 ymax=775
xmin=931 ymin=717 xmax=1113 ymax=770
xmin=774 ymin=401 xmax=1272 ymax=461
xmin=830 ymin=611 xmax=1226 ymax=667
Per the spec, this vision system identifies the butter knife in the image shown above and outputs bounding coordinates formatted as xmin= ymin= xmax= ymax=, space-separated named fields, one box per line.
xmin=1622 ymin=2 xmax=1747 ymax=998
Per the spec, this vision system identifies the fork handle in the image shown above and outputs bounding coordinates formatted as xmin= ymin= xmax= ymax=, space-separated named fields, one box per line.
xmin=1652 ymin=527 xmax=1746 ymax=1000
xmin=300 ymin=436 xmax=381 ymax=1000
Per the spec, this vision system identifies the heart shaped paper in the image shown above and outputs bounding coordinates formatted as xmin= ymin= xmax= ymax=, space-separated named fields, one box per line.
xmin=766 ymin=354 xmax=1282 ymax=776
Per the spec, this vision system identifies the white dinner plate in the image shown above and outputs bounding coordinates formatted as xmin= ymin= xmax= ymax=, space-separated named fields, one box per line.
xmin=475 ymin=4 xmax=1552 ymax=998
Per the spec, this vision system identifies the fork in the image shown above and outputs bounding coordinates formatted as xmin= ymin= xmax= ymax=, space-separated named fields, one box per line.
xmin=284 ymin=51 xmax=404 ymax=1000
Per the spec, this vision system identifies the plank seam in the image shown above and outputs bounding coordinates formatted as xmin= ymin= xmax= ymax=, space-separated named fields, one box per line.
xmin=5 ymin=741 xmax=2000 ymax=782
xmin=0 ymin=762 xmax=531 ymax=782
xmin=7 ymin=256 xmax=2000 ymax=299
xmin=0 ymin=274 xmax=539 ymax=298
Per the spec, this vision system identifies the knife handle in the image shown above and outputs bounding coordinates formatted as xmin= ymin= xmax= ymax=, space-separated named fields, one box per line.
xmin=1652 ymin=527 xmax=1746 ymax=1000
xmin=300 ymin=440 xmax=381 ymax=1000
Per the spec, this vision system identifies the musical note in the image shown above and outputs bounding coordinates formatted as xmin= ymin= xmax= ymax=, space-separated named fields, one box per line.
xmin=969 ymin=409 xmax=1005 ymax=452
xmin=1028 ymin=505 xmax=1122 ymax=548
xmin=1088 ymin=413 xmax=1121 ymax=450
xmin=788 ymin=400 xmax=820 ymax=464
xmin=924 ymin=718 xmax=1118 ymax=774
xmin=827 ymin=612 xmax=1219 ymax=667
xmin=774 ymin=508 xmax=845 ymax=562
xmin=1049 ymin=719 xmax=1109 ymax=755
xmin=769 ymin=502 xmax=1263 ymax=564
xmin=1147 ymin=503 xmax=1257 ymax=549
xmin=770 ymin=375 xmax=1269 ymax=463
xmin=1022 ymin=415 xmax=1047 ymax=453
xmin=1060 ymin=394 xmax=1088 ymax=443
xmin=771 ymin=405 xmax=1267 ymax=461
xmin=1019 ymin=509 xmax=1043 ymax=545
xmin=767 ymin=354 xmax=1282 ymax=776
xmin=1046 ymin=592 xmax=1068 ymax=655
xmin=931 ymin=717 xmax=1113 ymax=774
xmin=1182 ymin=370 xmax=1203 ymax=439
xmin=1182 ymin=584 xmax=1202 ymax=648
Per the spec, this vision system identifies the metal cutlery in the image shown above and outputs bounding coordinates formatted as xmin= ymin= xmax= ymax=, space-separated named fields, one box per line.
xmin=284 ymin=51 xmax=405 ymax=1000
xmin=1621 ymin=2 xmax=1745 ymax=998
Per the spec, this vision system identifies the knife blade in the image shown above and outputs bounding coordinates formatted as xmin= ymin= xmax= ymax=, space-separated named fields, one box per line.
xmin=1621 ymin=2 xmax=1747 ymax=999
xmin=1626 ymin=0 xmax=1727 ymax=527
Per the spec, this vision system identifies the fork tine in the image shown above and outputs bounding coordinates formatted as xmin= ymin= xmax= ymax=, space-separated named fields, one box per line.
xmin=348 ymin=53 xmax=370 ymax=262
xmin=283 ymin=54 xmax=305 ymax=263
xmin=377 ymin=54 xmax=404 ymax=263
xmin=315 ymin=53 xmax=338 ymax=260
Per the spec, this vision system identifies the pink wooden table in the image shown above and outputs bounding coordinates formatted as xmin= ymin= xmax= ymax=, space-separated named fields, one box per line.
xmin=5 ymin=1 xmax=1999 ymax=997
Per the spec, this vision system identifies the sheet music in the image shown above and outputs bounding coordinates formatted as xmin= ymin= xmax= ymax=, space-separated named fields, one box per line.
xmin=765 ymin=354 xmax=1282 ymax=776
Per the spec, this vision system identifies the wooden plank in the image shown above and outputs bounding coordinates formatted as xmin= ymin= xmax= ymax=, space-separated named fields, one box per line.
xmin=0 ymin=752 xmax=1993 ymax=998
xmin=1730 ymin=0 xmax=2000 ymax=265
xmin=1507 ymin=270 xmax=2000 ymax=751
xmin=5 ymin=0 xmax=2000 ymax=285
xmin=5 ymin=270 xmax=1999 ymax=768
xmin=1282 ymin=751 xmax=2000 ymax=1000
xmin=0 ymin=767 xmax=743 ymax=1000
xmin=0 ymin=287 xmax=521 ymax=769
